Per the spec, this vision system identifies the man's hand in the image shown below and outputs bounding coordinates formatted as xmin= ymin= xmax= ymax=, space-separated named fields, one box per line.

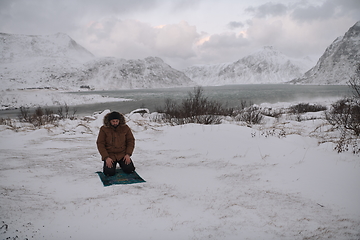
xmin=123 ymin=154 xmax=131 ymax=165
xmin=105 ymin=157 xmax=114 ymax=168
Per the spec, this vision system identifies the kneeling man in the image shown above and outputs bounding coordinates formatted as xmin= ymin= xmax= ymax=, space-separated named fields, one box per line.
xmin=96 ymin=111 xmax=135 ymax=176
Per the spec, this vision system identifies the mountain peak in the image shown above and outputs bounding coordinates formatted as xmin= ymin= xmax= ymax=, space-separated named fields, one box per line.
xmin=262 ymin=46 xmax=276 ymax=51
xmin=245 ymin=46 xmax=285 ymax=61
xmin=290 ymin=21 xmax=360 ymax=84
xmin=344 ymin=21 xmax=360 ymax=39
xmin=252 ymin=46 xmax=280 ymax=54
xmin=0 ymin=32 xmax=94 ymax=63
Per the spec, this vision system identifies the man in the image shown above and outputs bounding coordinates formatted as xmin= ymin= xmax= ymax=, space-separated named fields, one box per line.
xmin=96 ymin=111 xmax=135 ymax=176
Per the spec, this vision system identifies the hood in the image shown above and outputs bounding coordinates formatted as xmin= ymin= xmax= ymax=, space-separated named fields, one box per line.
xmin=103 ymin=112 xmax=126 ymax=127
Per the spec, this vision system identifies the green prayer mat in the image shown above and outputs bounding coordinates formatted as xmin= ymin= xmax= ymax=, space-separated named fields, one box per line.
xmin=96 ymin=169 xmax=146 ymax=186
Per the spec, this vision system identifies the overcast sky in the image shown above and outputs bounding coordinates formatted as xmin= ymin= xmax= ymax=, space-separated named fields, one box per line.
xmin=0 ymin=0 xmax=359 ymax=69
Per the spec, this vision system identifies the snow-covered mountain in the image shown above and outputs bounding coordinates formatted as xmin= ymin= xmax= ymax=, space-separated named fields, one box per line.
xmin=0 ymin=32 xmax=194 ymax=91
xmin=0 ymin=32 xmax=94 ymax=63
xmin=74 ymin=56 xmax=194 ymax=90
xmin=183 ymin=46 xmax=314 ymax=85
xmin=2 ymin=20 xmax=359 ymax=91
xmin=290 ymin=21 xmax=360 ymax=85
xmin=0 ymin=32 xmax=95 ymax=90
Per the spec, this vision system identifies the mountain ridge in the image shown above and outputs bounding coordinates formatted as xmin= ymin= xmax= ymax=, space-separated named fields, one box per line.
xmin=0 ymin=32 xmax=194 ymax=90
xmin=71 ymin=56 xmax=195 ymax=90
xmin=290 ymin=21 xmax=360 ymax=85
xmin=0 ymin=32 xmax=94 ymax=63
xmin=1 ymin=21 xmax=359 ymax=91
xmin=183 ymin=46 xmax=314 ymax=85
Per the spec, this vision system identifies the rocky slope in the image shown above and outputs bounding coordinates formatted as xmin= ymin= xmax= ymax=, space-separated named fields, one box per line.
xmin=290 ymin=21 xmax=360 ymax=85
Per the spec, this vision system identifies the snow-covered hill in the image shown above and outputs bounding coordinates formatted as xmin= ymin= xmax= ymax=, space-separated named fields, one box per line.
xmin=290 ymin=21 xmax=360 ymax=85
xmin=0 ymin=32 xmax=195 ymax=91
xmin=183 ymin=46 xmax=314 ymax=85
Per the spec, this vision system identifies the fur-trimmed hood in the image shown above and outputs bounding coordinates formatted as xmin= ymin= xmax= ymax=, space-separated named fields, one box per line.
xmin=103 ymin=112 xmax=126 ymax=127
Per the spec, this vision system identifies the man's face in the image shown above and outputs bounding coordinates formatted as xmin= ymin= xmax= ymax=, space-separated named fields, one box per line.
xmin=110 ymin=119 xmax=120 ymax=127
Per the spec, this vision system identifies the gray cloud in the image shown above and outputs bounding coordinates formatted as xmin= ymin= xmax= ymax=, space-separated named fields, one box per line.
xmin=169 ymin=0 xmax=202 ymax=12
xmin=0 ymin=0 xmax=158 ymax=34
xmin=201 ymin=33 xmax=248 ymax=49
xmin=195 ymin=32 xmax=252 ymax=65
xmin=244 ymin=0 xmax=360 ymax=22
xmin=0 ymin=0 xmax=358 ymax=69
xmin=291 ymin=0 xmax=338 ymax=21
xmin=291 ymin=0 xmax=360 ymax=22
xmin=227 ymin=21 xmax=245 ymax=30
xmin=83 ymin=18 xmax=199 ymax=60
xmin=245 ymin=2 xmax=288 ymax=18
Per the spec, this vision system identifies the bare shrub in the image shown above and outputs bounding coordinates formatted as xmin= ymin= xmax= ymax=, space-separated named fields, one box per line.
xmin=325 ymin=64 xmax=360 ymax=154
xmin=235 ymin=106 xmax=264 ymax=125
xmin=333 ymin=130 xmax=359 ymax=154
xmin=240 ymin=100 xmax=253 ymax=110
xmin=19 ymin=106 xmax=31 ymax=122
xmin=289 ymin=103 xmax=327 ymax=114
xmin=18 ymin=105 xmax=77 ymax=127
xmin=287 ymin=103 xmax=327 ymax=122
xmin=256 ymin=128 xmax=287 ymax=138
xmin=157 ymin=87 xmax=233 ymax=125
xmin=348 ymin=63 xmax=360 ymax=98
xmin=58 ymin=104 xmax=77 ymax=120
xmin=325 ymin=98 xmax=360 ymax=136
xmin=0 ymin=117 xmax=18 ymax=130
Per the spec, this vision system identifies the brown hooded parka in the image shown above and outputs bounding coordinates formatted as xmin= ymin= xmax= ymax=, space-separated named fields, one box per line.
xmin=96 ymin=112 xmax=135 ymax=162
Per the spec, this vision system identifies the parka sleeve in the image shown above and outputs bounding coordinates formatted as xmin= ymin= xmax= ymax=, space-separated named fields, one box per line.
xmin=125 ymin=127 xmax=135 ymax=156
xmin=96 ymin=127 xmax=109 ymax=161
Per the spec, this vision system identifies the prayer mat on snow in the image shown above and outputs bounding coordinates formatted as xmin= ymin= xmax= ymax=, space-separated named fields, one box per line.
xmin=96 ymin=169 xmax=146 ymax=187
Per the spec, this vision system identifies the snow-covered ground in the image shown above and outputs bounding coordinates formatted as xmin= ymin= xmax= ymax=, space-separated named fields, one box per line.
xmin=0 ymin=103 xmax=359 ymax=239
xmin=0 ymin=89 xmax=131 ymax=110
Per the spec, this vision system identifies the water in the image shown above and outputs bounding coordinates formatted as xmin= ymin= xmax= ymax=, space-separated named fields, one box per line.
xmin=1 ymin=84 xmax=352 ymax=118
xmin=70 ymin=84 xmax=351 ymax=115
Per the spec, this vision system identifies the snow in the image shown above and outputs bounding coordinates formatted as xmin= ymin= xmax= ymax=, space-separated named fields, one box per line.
xmin=0 ymin=32 xmax=94 ymax=63
xmin=1 ymin=33 xmax=194 ymax=92
xmin=292 ymin=21 xmax=360 ymax=85
xmin=1 ymin=103 xmax=359 ymax=239
xmin=0 ymin=89 xmax=132 ymax=110
xmin=183 ymin=46 xmax=315 ymax=85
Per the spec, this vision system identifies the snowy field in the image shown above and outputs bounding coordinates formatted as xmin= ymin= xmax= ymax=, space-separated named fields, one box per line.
xmin=0 ymin=103 xmax=359 ymax=239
